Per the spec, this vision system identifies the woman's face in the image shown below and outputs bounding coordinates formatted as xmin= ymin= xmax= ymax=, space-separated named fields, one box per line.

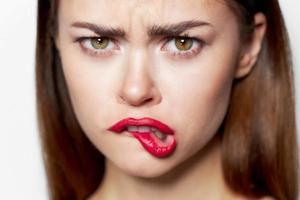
xmin=56 ymin=0 xmax=248 ymax=177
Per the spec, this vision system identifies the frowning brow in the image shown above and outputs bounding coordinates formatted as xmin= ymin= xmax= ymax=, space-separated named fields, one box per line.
xmin=71 ymin=22 xmax=126 ymax=37
xmin=71 ymin=20 xmax=212 ymax=38
xmin=148 ymin=20 xmax=212 ymax=36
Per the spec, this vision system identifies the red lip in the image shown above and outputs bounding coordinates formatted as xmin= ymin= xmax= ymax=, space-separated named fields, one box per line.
xmin=108 ymin=117 xmax=175 ymax=135
xmin=108 ymin=117 xmax=177 ymax=158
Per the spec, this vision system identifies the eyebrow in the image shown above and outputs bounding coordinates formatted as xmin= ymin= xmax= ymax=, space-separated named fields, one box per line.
xmin=71 ymin=20 xmax=212 ymax=38
xmin=148 ymin=20 xmax=212 ymax=36
xmin=71 ymin=22 xmax=126 ymax=37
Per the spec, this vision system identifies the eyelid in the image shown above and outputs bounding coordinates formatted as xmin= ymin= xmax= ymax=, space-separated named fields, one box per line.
xmin=75 ymin=36 xmax=120 ymax=49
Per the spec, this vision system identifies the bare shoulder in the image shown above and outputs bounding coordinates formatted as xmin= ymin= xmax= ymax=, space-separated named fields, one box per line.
xmin=236 ymin=196 xmax=276 ymax=200
xmin=232 ymin=195 xmax=276 ymax=200
xmin=229 ymin=191 xmax=276 ymax=200
xmin=258 ymin=197 xmax=276 ymax=200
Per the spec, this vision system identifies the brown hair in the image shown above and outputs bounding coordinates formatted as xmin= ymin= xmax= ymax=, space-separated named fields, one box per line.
xmin=222 ymin=1 xmax=298 ymax=200
xmin=35 ymin=0 xmax=298 ymax=199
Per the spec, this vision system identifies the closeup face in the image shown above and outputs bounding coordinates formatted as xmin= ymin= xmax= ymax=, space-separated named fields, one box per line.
xmin=56 ymin=0 xmax=255 ymax=177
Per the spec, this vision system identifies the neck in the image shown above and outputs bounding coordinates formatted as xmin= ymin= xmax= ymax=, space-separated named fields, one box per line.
xmin=90 ymin=136 xmax=238 ymax=200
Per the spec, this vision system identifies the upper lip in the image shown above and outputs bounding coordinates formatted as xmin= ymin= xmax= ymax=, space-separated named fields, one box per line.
xmin=108 ymin=117 xmax=175 ymax=135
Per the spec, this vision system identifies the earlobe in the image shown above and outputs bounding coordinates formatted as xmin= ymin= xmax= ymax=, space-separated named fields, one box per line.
xmin=235 ymin=13 xmax=267 ymax=79
xmin=55 ymin=36 xmax=60 ymax=51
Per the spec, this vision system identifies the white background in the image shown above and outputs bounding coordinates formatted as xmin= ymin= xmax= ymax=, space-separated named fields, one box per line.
xmin=0 ymin=1 xmax=299 ymax=199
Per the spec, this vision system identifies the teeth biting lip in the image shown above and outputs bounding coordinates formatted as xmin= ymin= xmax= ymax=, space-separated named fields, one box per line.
xmin=108 ymin=117 xmax=177 ymax=158
xmin=126 ymin=126 xmax=167 ymax=140
xmin=108 ymin=117 xmax=175 ymax=136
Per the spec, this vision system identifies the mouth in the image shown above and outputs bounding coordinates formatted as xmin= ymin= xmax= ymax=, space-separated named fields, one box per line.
xmin=108 ymin=117 xmax=177 ymax=158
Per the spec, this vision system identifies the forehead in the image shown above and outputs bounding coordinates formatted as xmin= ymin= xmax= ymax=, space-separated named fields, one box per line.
xmin=58 ymin=0 xmax=235 ymax=31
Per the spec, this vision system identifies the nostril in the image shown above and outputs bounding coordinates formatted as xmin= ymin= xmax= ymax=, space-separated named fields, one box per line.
xmin=143 ymin=97 xmax=153 ymax=104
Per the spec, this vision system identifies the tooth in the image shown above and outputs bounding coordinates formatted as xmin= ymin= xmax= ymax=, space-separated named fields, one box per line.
xmin=127 ymin=126 xmax=166 ymax=138
xmin=154 ymin=130 xmax=166 ymax=140
xmin=150 ymin=127 xmax=157 ymax=132
xmin=127 ymin=126 xmax=138 ymax=132
xmin=138 ymin=126 xmax=151 ymax=133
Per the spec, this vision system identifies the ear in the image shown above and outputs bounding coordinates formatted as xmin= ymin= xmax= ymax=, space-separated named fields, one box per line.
xmin=54 ymin=34 xmax=61 ymax=51
xmin=234 ymin=13 xmax=267 ymax=79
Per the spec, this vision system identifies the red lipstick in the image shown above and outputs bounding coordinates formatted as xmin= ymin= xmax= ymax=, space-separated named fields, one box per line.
xmin=108 ymin=117 xmax=177 ymax=158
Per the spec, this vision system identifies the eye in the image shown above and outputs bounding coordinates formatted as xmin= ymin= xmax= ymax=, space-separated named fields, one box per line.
xmin=75 ymin=36 xmax=119 ymax=57
xmin=161 ymin=36 xmax=204 ymax=59
xmin=90 ymin=37 xmax=110 ymax=49
xmin=174 ymin=37 xmax=193 ymax=51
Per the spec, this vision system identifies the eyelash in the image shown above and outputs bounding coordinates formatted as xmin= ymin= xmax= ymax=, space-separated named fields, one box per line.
xmin=74 ymin=34 xmax=205 ymax=59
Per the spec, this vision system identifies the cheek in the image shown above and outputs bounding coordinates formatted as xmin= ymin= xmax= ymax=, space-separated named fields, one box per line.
xmin=58 ymin=48 xmax=117 ymax=138
xmin=162 ymin=56 xmax=237 ymax=155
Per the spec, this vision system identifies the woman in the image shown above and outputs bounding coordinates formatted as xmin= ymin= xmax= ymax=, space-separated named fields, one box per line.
xmin=36 ymin=0 xmax=298 ymax=199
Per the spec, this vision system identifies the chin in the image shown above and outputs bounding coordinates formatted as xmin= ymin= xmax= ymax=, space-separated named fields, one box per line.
xmin=111 ymin=152 xmax=179 ymax=178
xmin=123 ymin=164 xmax=175 ymax=179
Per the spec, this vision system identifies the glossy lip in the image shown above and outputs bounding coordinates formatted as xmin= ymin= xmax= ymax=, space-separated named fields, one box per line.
xmin=108 ymin=117 xmax=175 ymax=135
xmin=108 ymin=117 xmax=177 ymax=158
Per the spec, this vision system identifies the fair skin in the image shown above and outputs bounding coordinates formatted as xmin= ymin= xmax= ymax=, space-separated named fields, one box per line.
xmin=56 ymin=0 xmax=268 ymax=199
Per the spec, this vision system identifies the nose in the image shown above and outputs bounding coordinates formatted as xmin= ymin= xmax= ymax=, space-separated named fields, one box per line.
xmin=118 ymin=50 xmax=162 ymax=107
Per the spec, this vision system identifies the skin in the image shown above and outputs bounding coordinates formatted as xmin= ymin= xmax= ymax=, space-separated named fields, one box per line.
xmin=56 ymin=0 xmax=267 ymax=199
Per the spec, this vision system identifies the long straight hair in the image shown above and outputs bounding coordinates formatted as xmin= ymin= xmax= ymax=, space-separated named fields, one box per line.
xmin=35 ymin=0 xmax=298 ymax=199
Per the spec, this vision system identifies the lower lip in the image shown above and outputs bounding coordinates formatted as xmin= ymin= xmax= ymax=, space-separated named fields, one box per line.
xmin=129 ymin=131 xmax=177 ymax=158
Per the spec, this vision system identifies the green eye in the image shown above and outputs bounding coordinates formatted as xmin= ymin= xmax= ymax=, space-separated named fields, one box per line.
xmin=90 ymin=37 xmax=109 ymax=49
xmin=175 ymin=37 xmax=193 ymax=51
